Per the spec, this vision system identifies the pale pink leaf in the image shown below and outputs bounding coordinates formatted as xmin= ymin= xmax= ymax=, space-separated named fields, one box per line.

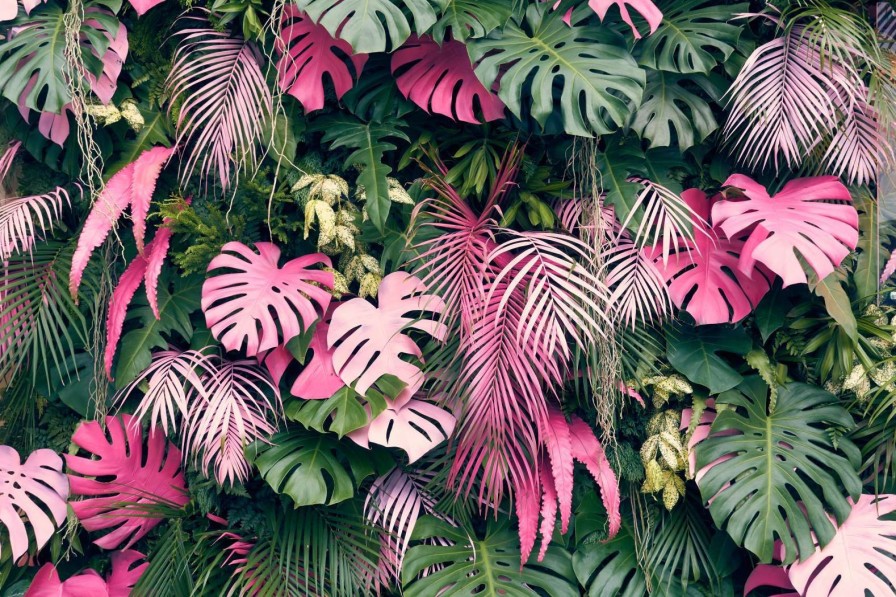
xmin=328 ymin=272 xmax=446 ymax=396
xmin=0 ymin=0 xmax=17 ymax=20
xmin=105 ymin=550 xmax=148 ymax=597
xmin=0 ymin=186 xmax=71 ymax=261
xmin=0 ymin=446 xmax=68 ymax=562
xmin=143 ymin=227 xmax=172 ymax=318
xmin=392 ymin=35 xmax=504 ymax=123
xmin=882 ymin=249 xmax=896 ymax=285
xmin=69 ymin=146 xmax=174 ymax=298
xmin=788 ymin=494 xmax=896 ymax=597
xmin=21 ymin=0 xmax=45 ymax=14
xmin=184 ymin=357 xmax=281 ymax=485
xmin=126 ymin=0 xmax=165 ymax=16
xmin=66 ymin=414 xmax=189 ymax=549
xmin=364 ymin=469 xmax=427 ymax=580
xmin=201 ymin=241 xmax=333 ymax=357
xmin=648 ymin=189 xmax=773 ymax=324
xmin=276 ymin=7 xmax=367 ymax=112
xmin=604 ymin=229 xmax=672 ymax=328
xmin=114 ymin=349 xmax=214 ymax=437
xmin=587 ymin=0 xmax=662 ymax=38
xmin=713 ymin=174 xmax=858 ymax=287
xmin=568 ymin=416 xmax=621 ymax=538
xmin=365 ymin=399 xmax=456 ymax=463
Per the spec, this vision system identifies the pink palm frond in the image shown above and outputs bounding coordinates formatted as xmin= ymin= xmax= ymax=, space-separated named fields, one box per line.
xmin=603 ymin=230 xmax=672 ymax=328
xmin=184 ymin=357 xmax=282 ymax=485
xmin=166 ymin=24 xmax=273 ymax=190
xmin=823 ymin=78 xmax=889 ymax=186
xmin=724 ymin=27 xmax=840 ymax=172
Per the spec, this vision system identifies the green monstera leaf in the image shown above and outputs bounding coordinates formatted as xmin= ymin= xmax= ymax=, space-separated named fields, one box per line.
xmin=631 ymin=71 xmax=725 ymax=151
xmin=296 ymin=0 xmax=438 ymax=52
xmin=468 ymin=4 xmax=645 ymax=136
xmin=573 ymin=523 xmax=646 ymax=597
xmin=249 ymin=427 xmax=389 ymax=507
xmin=430 ymin=0 xmax=513 ymax=42
xmin=695 ymin=378 xmax=862 ymax=564
xmin=0 ymin=0 xmax=123 ymax=114
xmin=666 ymin=323 xmax=751 ymax=394
xmin=402 ymin=516 xmax=579 ymax=596
xmin=637 ymin=0 xmax=748 ymax=74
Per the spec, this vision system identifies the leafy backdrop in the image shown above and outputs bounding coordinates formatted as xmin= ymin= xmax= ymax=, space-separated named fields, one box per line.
xmin=0 ymin=0 xmax=895 ymax=595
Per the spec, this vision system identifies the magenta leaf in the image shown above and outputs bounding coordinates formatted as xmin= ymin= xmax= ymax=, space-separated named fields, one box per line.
xmin=392 ymin=35 xmax=504 ymax=123
xmin=647 ymin=189 xmax=773 ymax=324
xmin=743 ymin=564 xmax=798 ymax=597
xmin=201 ymin=242 xmax=333 ymax=357
xmin=25 ymin=564 xmax=107 ymax=596
xmin=66 ymin=414 xmax=189 ymax=549
xmin=0 ymin=446 xmax=68 ymax=562
xmin=568 ymin=416 xmax=621 ymax=537
xmin=70 ymin=146 xmax=175 ymax=299
xmin=276 ymin=7 xmax=367 ymax=112
xmin=788 ymin=494 xmax=896 ymax=596
xmin=105 ymin=550 xmax=149 ymax=596
xmin=712 ymin=174 xmax=858 ymax=287
xmin=126 ymin=0 xmax=165 ymax=16
xmin=328 ymin=272 xmax=446 ymax=396
xmin=585 ymin=0 xmax=663 ymax=38
xmin=291 ymin=308 xmax=346 ymax=399
xmin=104 ymin=227 xmax=173 ymax=377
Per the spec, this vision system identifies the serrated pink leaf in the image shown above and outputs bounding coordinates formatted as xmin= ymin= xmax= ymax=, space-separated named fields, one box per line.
xmin=537 ymin=465 xmax=558 ymax=562
xmin=392 ymin=36 xmax=504 ymax=123
xmin=328 ymin=272 xmax=446 ymax=396
xmin=276 ymin=7 xmax=367 ymax=112
xmin=568 ymin=416 xmax=621 ymax=538
xmin=647 ymin=189 xmax=773 ymax=324
xmin=103 ymin=226 xmax=173 ymax=377
xmin=126 ymin=0 xmax=165 ymax=16
xmin=66 ymin=414 xmax=188 ymax=550
xmin=540 ymin=408 xmax=574 ymax=534
xmin=105 ymin=550 xmax=148 ymax=597
xmin=202 ymin=242 xmax=333 ymax=357
xmin=70 ymin=146 xmax=174 ymax=299
xmin=292 ymin=312 xmax=346 ymax=399
xmin=514 ymin=473 xmax=540 ymax=565
xmin=365 ymin=399 xmax=456 ymax=463
xmin=587 ymin=0 xmax=662 ymax=38
xmin=713 ymin=174 xmax=858 ymax=287
xmin=788 ymin=494 xmax=896 ymax=596
xmin=0 ymin=446 xmax=68 ymax=562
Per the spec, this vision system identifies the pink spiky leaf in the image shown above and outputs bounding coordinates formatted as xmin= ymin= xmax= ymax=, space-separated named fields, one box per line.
xmin=787 ymin=494 xmax=896 ymax=596
xmin=328 ymin=272 xmax=446 ymax=396
xmin=364 ymin=399 xmax=456 ymax=463
xmin=184 ymin=357 xmax=282 ymax=485
xmin=69 ymin=146 xmax=174 ymax=298
xmin=114 ymin=349 xmax=214 ymax=437
xmin=568 ymin=416 xmax=621 ymax=539
xmin=647 ymin=189 xmax=773 ymax=325
xmin=537 ymin=465 xmax=558 ymax=562
xmin=392 ymin=35 xmax=504 ymax=124
xmin=712 ymin=174 xmax=858 ymax=287
xmin=66 ymin=414 xmax=189 ymax=550
xmin=540 ymin=408 xmax=574 ymax=536
xmin=276 ymin=7 xmax=367 ymax=112
xmin=201 ymin=242 xmax=333 ymax=357
xmin=0 ymin=447 xmax=68 ymax=562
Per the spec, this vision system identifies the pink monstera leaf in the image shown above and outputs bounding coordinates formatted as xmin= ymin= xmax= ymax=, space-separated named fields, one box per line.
xmin=291 ymin=304 xmax=346 ymax=399
xmin=25 ymin=550 xmax=147 ymax=597
xmin=66 ymin=414 xmax=189 ymax=549
xmin=712 ymin=174 xmax=858 ymax=287
xmin=0 ymin=0 xmax=16 ymax=20
xmin=70 ymin=146 xmax=175 ymax=298
xmin=276 ymin=7 xmax=367 ymax=112
xmin=586 ymin=0 xmax=662 ymax=38
xmin=353 ymin=399 xmax=456 ymax=463
xmin=787 ymin=494 xmax=896 ymax=596
xmin=743 ymin=564 xmax=798 ymax=597
xmin=328 ymin=272 xmax=446 ymax=396
xmin=647 ymin=189 xmax=773 ymax=325
xmin=104 ymin=226 xmax=173 ymax=377
xmin=201 ymin=242 xmax=333 ymax=357
xmin=520 ymin=408 xmax=621 ymax=563
xmin=0 ymin=447 xmax=68 ymax=562
xmin=391 ymin=36 xmax=505 ymax=123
